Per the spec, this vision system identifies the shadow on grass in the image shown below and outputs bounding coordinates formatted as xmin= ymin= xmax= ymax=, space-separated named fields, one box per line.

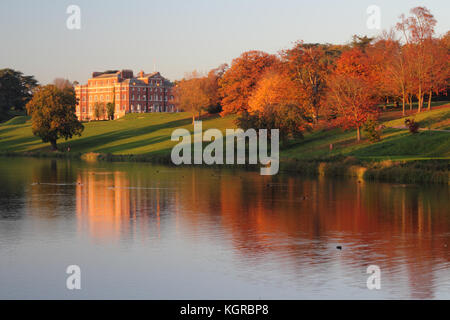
xmin=55 ymin=117 xmax=193 ymax=154
xmin=0 ymin=135 xmax=42 ymax=152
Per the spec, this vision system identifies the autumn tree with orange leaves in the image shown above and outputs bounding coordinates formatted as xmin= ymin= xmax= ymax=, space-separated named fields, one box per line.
xmin=424 ymin=37 xmax=448 ymax=110
xmin=203 ymin=64 xmax=228 ymax=114
xmin=396 ymin=6 xmax=438 ymax=113
xmin=236 ymin=72 xmax=306 ymax=142
xmin=173 ymin=72 xmax=210 ymax=124
xmin=281 ymin=43 xmax=340 ymax=124
xmin=327 ymin=48 xmax=380 ymax=141
xmin=248 ymin=71 xmax=300 ymax=113
xmin=219 ymin=51 xmax=278 ymax=115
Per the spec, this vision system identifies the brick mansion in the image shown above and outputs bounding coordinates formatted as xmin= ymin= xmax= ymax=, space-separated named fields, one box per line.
xmin=75 ymin=69 xmax=176 ymax=121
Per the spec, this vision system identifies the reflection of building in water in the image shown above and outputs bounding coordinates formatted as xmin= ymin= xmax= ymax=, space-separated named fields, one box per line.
xmin=75 ymin=170 xmax=175 ymax=241
xmin=76 ymin=171 xmax=132 ymax=240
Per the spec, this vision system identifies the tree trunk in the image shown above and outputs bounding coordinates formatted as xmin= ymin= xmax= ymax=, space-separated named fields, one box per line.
xmin=409 ymin=94 xmax=413 ymax=111
xmin=356 ymin=126 xmax=361 ymax=142
xmin=50 ymin=139 xmax=57 ymax=151
xmin=417 ymin=86 xmax=423 ymax=113
xmin=427 ymin=90 xmax=432 ymax=110
xmin=402 ymin=90 xmax=406 ymax=116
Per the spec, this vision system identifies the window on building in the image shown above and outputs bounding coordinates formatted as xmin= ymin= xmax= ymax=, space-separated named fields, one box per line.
xmin=122 ymin=95 xmax=126 ymax=100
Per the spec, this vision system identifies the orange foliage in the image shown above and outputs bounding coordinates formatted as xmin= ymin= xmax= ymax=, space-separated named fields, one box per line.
xmin=248 ymin=71 xmax=299 ymax=113
xmin=327 ymin=48 xmax=380 ymax=141
xmin=282 ymin=43 xmax=337 ymax=123
xmin=219 ymin=51 xmax=278 ymax=115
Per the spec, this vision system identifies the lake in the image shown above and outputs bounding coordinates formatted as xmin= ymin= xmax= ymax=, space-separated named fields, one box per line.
xmin=0 ymin=157 xmax=449 ymax=299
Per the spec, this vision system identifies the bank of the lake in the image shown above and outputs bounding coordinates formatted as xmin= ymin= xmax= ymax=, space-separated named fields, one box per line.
xmin=0 ymin=104 xmax=449 ymax=184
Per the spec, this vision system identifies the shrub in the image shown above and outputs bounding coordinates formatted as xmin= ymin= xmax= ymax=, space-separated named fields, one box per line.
xmin=405 ymin=118 xmax=420 ymax=134
xmin=206 ymin=104 xmax=222 ymax=114
xmin=235 ymin=105 xmax=308 ymax=144
xmin=363 ymin=119 xmax=382 ymax=142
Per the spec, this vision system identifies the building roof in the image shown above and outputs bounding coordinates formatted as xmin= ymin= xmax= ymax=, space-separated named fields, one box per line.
xmin=92 ymin=70 xmax=120 ymax=78
xmin=121 ymin=78 xmax=147 ymax=85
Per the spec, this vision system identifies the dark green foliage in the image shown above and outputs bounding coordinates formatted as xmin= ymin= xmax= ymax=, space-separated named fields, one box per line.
xmin=106 ymin=102 xmax=115 ymax=120
xmin=351 ymin=35 xmax=375 ymax=52
xmin=235 ymin=105 xmax=307 ymax=144
xmin=26 ymin=85 xmax=84 ymax=150
xmin=0 ymin=68 xmax=38 ymax=113
xmin=363 ymin=119 xmax=382 ymax=142
xmin=206 ymin=104 xmax=222 ymax=114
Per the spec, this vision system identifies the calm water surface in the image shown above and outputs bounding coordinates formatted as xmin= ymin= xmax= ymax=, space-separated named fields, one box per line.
xmin=0 ymin=157 xmax=449 ymax=299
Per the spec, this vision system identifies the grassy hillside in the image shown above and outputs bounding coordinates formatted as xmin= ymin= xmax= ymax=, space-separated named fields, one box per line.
xmin=0 ymin=104 xmax=449 ymax=161
xmin=282 ymin=104 xmax=450 ymax=161
xmin=0 ymin=113 xmax=236 ymax=155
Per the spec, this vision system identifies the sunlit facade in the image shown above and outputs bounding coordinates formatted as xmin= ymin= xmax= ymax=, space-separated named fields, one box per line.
xmin=75 ymin=70 xmax=176 ymax=121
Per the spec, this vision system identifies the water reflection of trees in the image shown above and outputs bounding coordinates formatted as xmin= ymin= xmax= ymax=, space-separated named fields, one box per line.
xmin=71 ymin=165 xmax=449 ymax=298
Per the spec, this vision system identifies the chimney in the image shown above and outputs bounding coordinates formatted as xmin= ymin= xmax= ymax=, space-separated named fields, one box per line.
xmin=139 ymin=70 xmax=144 ymax=78
xmin=120 ymin=70 xmax=133 ymax=79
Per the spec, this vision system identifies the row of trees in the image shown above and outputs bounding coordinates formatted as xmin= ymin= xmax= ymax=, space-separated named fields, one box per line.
xmin=92 ymin=102 xmax=115 ymax=120
xmin=175 ymin=7 xmax=449 ymax=142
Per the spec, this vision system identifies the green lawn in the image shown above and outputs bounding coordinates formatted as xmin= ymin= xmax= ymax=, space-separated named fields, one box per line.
xmin=384 ymin=105 xmax=450 ymax=130
xmin=281 ymin=103 xmax=450 ymax=161
xmin=0 ymin=103 xmax=449 ymax=161
xmin=0 ymin=113 xmax=236 ymax=155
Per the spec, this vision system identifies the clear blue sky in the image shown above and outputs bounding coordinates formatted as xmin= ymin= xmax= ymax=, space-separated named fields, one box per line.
xmin=0 ymin=0 xmax=448 ymax=84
